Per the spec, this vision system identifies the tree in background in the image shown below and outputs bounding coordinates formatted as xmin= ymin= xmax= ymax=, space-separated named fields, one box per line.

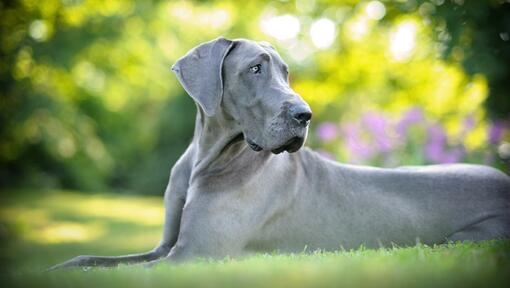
xmin=1 ymin=0 xmax=509 ymax=195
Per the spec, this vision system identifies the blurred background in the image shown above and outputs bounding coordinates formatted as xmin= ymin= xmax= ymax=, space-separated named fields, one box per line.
xmin=1 ymin=0 xmax=510 ymax=196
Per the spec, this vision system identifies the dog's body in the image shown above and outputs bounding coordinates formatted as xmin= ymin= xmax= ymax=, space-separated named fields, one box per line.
xmin=51 ymin=38 xmax=510 ymax=269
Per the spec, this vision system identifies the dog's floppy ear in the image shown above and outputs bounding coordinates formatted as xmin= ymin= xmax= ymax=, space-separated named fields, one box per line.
xmin=172 ymin=37 xmax=235 ymax=117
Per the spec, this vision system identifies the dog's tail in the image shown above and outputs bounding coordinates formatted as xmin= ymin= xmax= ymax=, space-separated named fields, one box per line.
xmin=47 ymin=245 xmax=171 ymax=271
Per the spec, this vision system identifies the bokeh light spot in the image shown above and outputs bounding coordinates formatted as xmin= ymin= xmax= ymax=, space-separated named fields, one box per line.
xmin=366 ymin=1 xmax=386 ymax=20
xmin=310 ymin=18 xmax=336 ymax=49
xmin=33 ymin=222 xmax=105 ymax=244
xmin=346 ymin=16 xmax=369 ymax=41
xmin=390 ymin=22 xmax=417 ymax=61
xmin=29 ymin=20 xmax=49 ymax=41
xmin=261 ymin=14 xmax=301 ymax=41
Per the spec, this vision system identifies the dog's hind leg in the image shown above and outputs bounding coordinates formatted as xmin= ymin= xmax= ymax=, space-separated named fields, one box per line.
xmin=446 ymin=213 xmax=510 ymax=243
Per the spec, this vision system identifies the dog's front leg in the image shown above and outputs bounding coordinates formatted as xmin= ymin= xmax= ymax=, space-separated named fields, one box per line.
xmin=155 ymin=148 xmax=194 ymax=254
xmin=150 ymin=190 xmax=252 ymax=266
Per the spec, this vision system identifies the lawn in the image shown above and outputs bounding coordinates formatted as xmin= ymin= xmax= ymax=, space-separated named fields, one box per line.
xmin=1 ymin=190 xmax=509 ymax=288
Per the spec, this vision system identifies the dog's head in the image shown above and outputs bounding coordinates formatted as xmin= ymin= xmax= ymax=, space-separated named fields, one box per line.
xmin=172 ymin=37 xmax=311 ymax=154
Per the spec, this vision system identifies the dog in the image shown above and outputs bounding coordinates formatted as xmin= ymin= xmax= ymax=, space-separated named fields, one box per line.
xmin=50 ymin=37 xmax=510 ymax=270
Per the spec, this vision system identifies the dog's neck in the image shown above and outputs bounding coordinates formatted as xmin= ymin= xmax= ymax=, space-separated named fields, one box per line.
xmin=190 ymin=107 xmax=247 ymax=174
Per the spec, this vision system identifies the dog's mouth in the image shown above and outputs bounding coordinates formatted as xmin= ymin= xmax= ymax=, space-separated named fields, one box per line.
xmin=246 ymin=138 xmax=263 ymax=152
xmin=246 ymin=137 xmax=304 ymax=154
xmin=271 ymin=136 xmax=304 ymax=154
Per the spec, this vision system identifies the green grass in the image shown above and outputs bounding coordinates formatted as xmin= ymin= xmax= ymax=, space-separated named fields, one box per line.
xmin=1 ymin=190 xmax=509 ymax=288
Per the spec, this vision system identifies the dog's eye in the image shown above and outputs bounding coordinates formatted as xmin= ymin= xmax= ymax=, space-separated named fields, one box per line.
xmin=250 ymin=64 xmax=261 ymax=74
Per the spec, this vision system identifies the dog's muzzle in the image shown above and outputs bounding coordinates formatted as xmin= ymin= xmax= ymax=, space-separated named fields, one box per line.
xmin=246 ymin=103 xmax=311 ymax=154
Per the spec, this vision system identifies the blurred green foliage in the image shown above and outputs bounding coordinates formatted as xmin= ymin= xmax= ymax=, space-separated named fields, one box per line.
xmin=1 ymin=0 xmax=509 ymax=194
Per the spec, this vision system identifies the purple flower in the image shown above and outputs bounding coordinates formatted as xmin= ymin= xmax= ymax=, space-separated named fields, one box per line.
xmin=362 ymin=112 xmax=386 ymax=131
xmin=439 ymin=147 xmax=464 ymax=164
xmin=488 ymin=121 xmax=505 ymax=144
xmin=463 ymin=115 xmax=475 ymax=132
xmin=362 ymin=112 xmax=393 ymax=153
xmin=317 ymin=122 xmax=338 ymax=142
xmin=342 ymin=123 xmax=375 ymax=161
xmin=424 ymin=124 xmax=447 ymax=163
xmin=458 ymin=115 xmax=476 ymax=139
xmin=396 ymin=107 xmax=424 ymax=136
xmin=425 ymin=124 xmax=464 ymax=163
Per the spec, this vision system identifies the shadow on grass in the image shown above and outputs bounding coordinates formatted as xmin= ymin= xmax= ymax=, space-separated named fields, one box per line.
xmin=0 ymin=190 xmax=162 ymax=272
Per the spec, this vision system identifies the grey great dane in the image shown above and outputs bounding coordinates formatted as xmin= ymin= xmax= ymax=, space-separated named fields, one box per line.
xmin=51 ymin=37 xmax=510 ymax=270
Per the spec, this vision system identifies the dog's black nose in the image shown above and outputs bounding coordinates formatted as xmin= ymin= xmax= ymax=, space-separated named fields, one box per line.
xmin=290 ymin=105 xmax=312 ymax=126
